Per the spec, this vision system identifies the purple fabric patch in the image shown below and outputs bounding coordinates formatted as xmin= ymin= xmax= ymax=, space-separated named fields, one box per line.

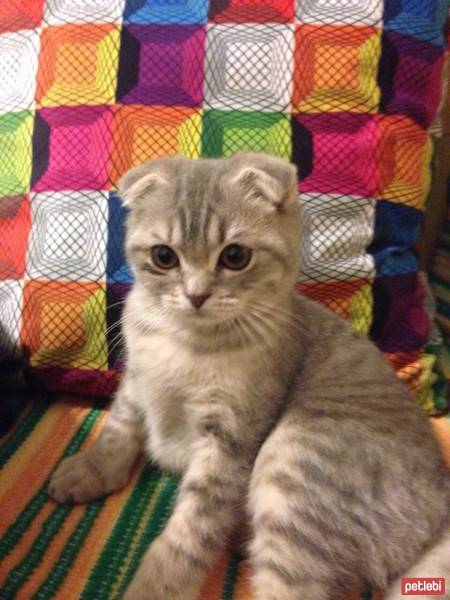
xmin=371 ymin=273 xmax=429 ymax=353
xmin=116 ymin=25 xmax=206 ymax=106
xmin=106 ymin=283 xmax=132 ymax=370
xmin=379 ymin=31 xmax=444 ymax=127
xmin=32 ymin=367 xmax=119 ymax=396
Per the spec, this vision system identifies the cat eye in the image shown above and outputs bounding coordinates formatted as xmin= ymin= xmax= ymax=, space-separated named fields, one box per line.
xmin=151 ymin=245 xmax=179 ymax=270
xmin=218 ymin=244 xmax=252 ymax=271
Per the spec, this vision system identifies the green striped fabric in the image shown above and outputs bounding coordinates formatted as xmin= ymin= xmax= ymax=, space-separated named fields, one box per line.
xmin=0 ymin=398 xmax=375 ymax=600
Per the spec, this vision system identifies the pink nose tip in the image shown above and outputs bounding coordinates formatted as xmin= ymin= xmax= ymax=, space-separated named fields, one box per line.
xmin=187 ymin=294 xmax=210 ymax=310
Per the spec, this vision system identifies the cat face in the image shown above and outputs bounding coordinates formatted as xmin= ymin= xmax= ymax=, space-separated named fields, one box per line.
xmin=120 ymin=153 xmax=300 ymax=326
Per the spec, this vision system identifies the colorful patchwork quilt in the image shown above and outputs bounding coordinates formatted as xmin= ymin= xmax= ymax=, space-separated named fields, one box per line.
xmin=0 ymin=0 xmax=448 ymax=410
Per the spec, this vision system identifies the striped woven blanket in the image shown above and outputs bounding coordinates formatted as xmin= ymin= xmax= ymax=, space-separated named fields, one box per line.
xmin=1 ymin=396 xmax=449 ymax=600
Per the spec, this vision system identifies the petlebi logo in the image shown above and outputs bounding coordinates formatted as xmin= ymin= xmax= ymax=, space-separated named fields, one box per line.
xmin=401 ymin=578 xmax=446 ymax=596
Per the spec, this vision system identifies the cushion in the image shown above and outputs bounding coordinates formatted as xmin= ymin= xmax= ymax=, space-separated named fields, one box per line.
xmin=1 ymin=396 xmax=449 ymax=599
xmin=0 ymin=0 xmax=448 ymax=410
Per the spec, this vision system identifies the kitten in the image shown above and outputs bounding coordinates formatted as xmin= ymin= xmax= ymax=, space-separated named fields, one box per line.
xmin=49 ymin=153 xmax=450 ymax=600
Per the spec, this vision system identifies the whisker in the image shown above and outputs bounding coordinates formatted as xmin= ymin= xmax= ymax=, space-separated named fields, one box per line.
xmin=236 ymin=315 xmax=260 ymax=349
xmin=105 ymin=319 xmax=125 ymax=336
xmin=242 ymin=313 xmax=287 ymax=365
xmin=230 ymin=318 xmax=247 ymax=348
xmin=251 ymin=300 xmax=314 ymax=335
xmin=105 ymin=300 xmax=127 ymax=311
xmin=108 ymin=340 xmax=126 ymax=360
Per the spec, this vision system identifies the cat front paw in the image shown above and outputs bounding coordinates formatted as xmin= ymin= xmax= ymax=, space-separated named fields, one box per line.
xmin=123 ymin=570 xmax=171 ymax=600
xmin=123 ymin=575 xmax=154 ymax=600
xmin=124 ymin=575 xmax=195 ymax=600
xmin=48 ymin=452 xmax=120 ymax=504
xmin=124 ymin=537 xmax=200 ymax=600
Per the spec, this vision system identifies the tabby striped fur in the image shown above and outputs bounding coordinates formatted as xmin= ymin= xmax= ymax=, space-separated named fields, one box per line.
xmin=49 ymin=153 xmax=450 ymax=600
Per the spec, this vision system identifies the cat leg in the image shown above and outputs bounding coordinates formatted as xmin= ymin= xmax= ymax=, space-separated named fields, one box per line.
xmin=248 ymin=470 xmax=333 ymax=600
xmin=48 ymin=376 xmax=142 ymax=503
xmin=124 ymin=427 xmax=249 ymax=600
xmin=248 ymin=421 xmax=362 ymax=600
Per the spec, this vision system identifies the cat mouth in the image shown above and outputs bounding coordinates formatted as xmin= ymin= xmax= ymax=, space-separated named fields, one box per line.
xmin=175 ymin=302 xmax=240 ymax=323
xmin=181 ymin=308 xmax=231 ymax=324
xmin=177 ymin=306 xmax=211 ymax=319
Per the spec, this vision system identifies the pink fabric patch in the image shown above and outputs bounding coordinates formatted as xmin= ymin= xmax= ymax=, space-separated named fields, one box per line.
xmin=31 ymin=106 xmax=113 ymax=192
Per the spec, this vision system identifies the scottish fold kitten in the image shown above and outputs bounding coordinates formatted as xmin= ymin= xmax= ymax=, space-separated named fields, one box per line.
xmin=49 ymin=153 xmax=450 ymax=600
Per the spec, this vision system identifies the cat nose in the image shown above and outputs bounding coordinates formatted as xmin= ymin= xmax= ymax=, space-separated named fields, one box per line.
xmin=187 ymin=294 xmax=210 ymax=310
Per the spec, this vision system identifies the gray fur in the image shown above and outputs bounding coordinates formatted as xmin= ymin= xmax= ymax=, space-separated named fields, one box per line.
xmin=49 ymin=153 xmax=450 ymax=600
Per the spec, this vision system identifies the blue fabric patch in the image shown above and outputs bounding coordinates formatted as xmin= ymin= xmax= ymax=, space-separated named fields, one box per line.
xmin=383 ymin=0 xmax=448 ymax=46
xmin=107 ymin=192 xmax=134 ymax=284
xmin=124 ymin=0 xmax=209 ymax=24
xmin=368 ymin=200 xmax=422 ymax=276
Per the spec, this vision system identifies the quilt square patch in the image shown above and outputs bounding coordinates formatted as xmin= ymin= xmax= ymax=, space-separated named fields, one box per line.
xmin=205 ymin=24 xmax=294 ymax=111
xmin=379 ymin=31 xmax=444 ymax=127
xmin=292 ymin=113 xmax=379 ymax=197
xmin=297 ymin=279 xmax=373 ymax=334
xmin=21 ymin=281 xmax=108 ymax=370
xmin=0 ymin=280 xmax=23 ymax=360
xmin=0 ymin=111 xmax=34 ymax=197
xmin=27 ymin=191 xmax=108 ymax=281
xmin=37 ymin=24 xmax=120 ymax=107
xmin=0 ymin=0 xmax=44 ymax=34
xmin=0 ymin=30 xmax=40 ymax=115
xmin=0 ymin=196 xmax=31 ymax=280
xmin=109 ymin=105 xmax=201 ymax=185
xmin=202 ymin=110 xmax=291 ymax=158
xmin=116 ymin=25 xmax=205 ymax=107
xmin=295 ymin=0 xmax=383 ymax=26
xmin=31 ymin=106 xmax=113 ymax=192
xmin=298 ymin=193 xmax=375 ymax=282
xmin=377 ymin=115 xmax=432 ymax=209
xmin=124 ymin=0 xmax=208 ymax=24
xmin=293 ymin=25 xmax=381 ymax=113
xmin=107 ymin=192 xmax=133 ymax=284
xmin=44 ymin=0 xmax=125 ymax=25
xmin=368 ymin=200 xmax=422 ymax=277
xmin=383 ymin=0 xmax=448 ymax=46
xmin=371 ymin=273 xmax=429 ymax=352
xmin=209 ymin=0 xmax=294 ymax=23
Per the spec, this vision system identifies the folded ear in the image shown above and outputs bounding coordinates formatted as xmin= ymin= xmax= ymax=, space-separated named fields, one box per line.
xmin=229 ymin=153 xmax=298 ymax=211
xmin=118 ymin=160 xmax=169 ymax=208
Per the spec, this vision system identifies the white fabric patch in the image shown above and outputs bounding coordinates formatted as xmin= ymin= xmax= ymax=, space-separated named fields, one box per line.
xmin=298 ymin=193 xmax=376 ymax=282
xmin=0 ymin=30 xmax=39 ymax=115
xmin=0 ymin=280 xmax=23 ymax=359
xmin=296 ymin=0 xmax=383 ymax=25
xmin=27 ymin=191 xmax=108 ymax=281
xmin=44 ymin=0 xmax=126 ymax=25
xmin=204 ymin=24 xmax=294 ymax=112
